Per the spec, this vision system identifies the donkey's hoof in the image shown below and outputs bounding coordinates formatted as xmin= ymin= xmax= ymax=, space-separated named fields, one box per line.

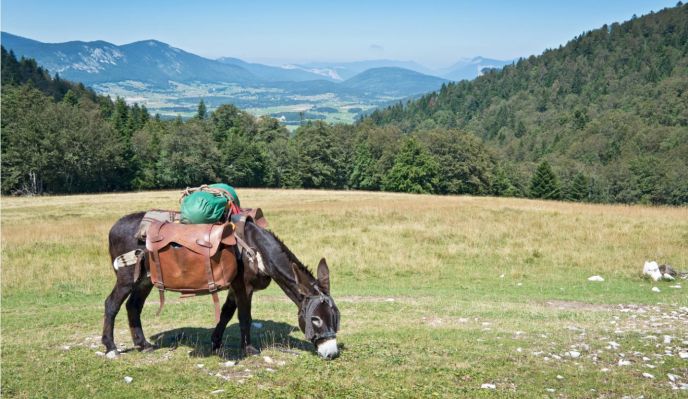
xmin=243 ymin=345 xmax=260 ymax=356
xmin=105 ymin=350 xmax=120 ymax=359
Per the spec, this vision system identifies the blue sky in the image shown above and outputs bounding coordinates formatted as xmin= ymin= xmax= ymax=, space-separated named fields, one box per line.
xmin=1 ymin=0 xmax=679 ymax=68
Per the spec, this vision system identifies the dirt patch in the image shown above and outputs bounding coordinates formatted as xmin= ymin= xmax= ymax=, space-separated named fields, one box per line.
xmin=542 ymin=300 xmax=613 ymax=311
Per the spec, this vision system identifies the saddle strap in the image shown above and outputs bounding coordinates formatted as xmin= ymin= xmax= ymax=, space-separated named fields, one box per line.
xmin=156 ymin=290 xmax=165 ymax=317
xmin=212 ymin=292 xmax=220 ymax=323
xmin=204 ymin=225 xmax=218 ymax=293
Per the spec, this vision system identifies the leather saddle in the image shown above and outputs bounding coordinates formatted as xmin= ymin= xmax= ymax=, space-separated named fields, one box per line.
xmin=145 ymin=220 xmax=238 ymax=321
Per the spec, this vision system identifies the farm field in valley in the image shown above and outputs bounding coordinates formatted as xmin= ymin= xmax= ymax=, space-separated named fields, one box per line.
xmin=2 ymin=190 xmax=687 ymax=398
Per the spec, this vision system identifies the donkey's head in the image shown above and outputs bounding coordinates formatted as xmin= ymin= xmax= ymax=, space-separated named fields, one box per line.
xmin=291 ymin=258 xmax=340 ymax=359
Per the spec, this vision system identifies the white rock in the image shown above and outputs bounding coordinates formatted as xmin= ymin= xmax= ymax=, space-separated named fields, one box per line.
xmin=95 ymin=351 xmax=105 ymax=357
xmin=481 ymin=383 xmax=496 ymax=389
xmin=385 ymin=298 xmax=395 ymax=302
xmin=618 ymin=359 xmax=632 ymax=366
xmin=642 ymin=373 xmax=655 ymax=379
xmin=652 ymin=287 xmax=661 ymax=293
xmin=668 ymin=373 xmax=679 ymax=382
xmin=263 ymin=356 xmax=274 ymax=364
xmin=499 ymin=274 xmax=505 ymax=278
xmin=679 ymin=352 xmax=688 ymax=359
xmin=221 ymin=361 xmax=236 ymax=367
xmin=106 ymin=350 xmax=118 ymax=359
xmin=265 ymin=368 xmax=275 ymax=372
xmin=670 ymin=285 xmax=682 ymax=289
xmin=124 ymin=376 xmax=133 ymax=384
xmin=600 ymin=368 xmax=610 ymax=372
xmin=516 ymin=347 xmax=522 ymax=353
xmin=556 ymin=375 xmax=564 ymax=380
xmin=643 ymin=261 xmax=662 ymax=281
xmin=663 ymin=335 xmax=673 ymax=344
xmin=61 ymin=345 xmax=71 ymax=351
xmin=517 ymin=283 xmax=522 ymax=286
xmin=196 ymin=364 xmax=204 ymax=368
xmin=566 ymin=351 xmax=581 ymax=358
xmin=211 ymin=389 xmax=225 ymax=395
xmin=588 ymin=275 xmax=604 ymax=282
xmin=607 ymin=341 xmax=621 ymax=350
xmin=644 ymin=364 xmax=656 ymax=369
xmin=252 ymin=322 xmax=263 ymax=329
xmin=546 ymin=388 xmax=555 ymax=392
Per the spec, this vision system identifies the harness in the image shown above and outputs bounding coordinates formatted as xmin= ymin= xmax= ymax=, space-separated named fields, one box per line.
xmin=299 ymin=291 xmax=340 ymax=343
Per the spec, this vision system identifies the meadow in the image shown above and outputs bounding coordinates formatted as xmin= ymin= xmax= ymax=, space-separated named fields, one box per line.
xmin=2 ymin=189 xmax=687 ymax=398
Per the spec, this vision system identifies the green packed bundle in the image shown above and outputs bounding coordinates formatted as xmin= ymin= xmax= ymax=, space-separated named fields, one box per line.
xmin=209 ymin=183 xmax=240 ymax=208
xmin=180 ymin=191 xmax=228 ymax=224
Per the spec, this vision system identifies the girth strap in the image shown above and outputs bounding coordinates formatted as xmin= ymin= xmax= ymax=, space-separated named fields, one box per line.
xmin=156 ymin=290 xmax=165 ymax=317
xmin=212 ymin=292 xmax=221 ymax=323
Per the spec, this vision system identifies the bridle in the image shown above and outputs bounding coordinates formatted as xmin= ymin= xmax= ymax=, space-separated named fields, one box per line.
xmin=299 ymin=290 xmax=340 ymax=343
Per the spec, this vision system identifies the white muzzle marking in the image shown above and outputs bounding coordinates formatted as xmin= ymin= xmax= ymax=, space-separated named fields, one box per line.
xmin=317 ymin=338 xmax=338 ymax=359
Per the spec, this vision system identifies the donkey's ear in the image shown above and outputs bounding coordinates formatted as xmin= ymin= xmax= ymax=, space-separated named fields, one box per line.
xmin=317 ymin=258 xmax=330 ymax=294
xmin=291 ymin=262 xmax=312 ymax=296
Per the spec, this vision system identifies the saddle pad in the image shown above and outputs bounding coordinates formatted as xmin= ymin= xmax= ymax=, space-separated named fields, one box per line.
xmin=135 ymin=210 xmax=180 ymax=241
xmin=146 ymin=220 xmax=236 ymax=257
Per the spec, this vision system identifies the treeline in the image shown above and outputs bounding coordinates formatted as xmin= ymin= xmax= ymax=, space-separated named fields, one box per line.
xmin=366 ymin=3 xmax=688 ymax=205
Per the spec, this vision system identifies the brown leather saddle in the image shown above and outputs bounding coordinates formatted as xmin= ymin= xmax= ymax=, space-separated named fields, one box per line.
xmin=145 ymin=220 xmax=238 ymax=321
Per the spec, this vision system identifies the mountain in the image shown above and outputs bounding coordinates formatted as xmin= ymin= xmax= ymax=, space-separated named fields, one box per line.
xmin=438 ymin=56 xmax=513 ymax=81
xmin=1 ymin=32 xmax=257 ymax=86
xmin=216 ymin=57 xmax=331 ymax=82
xmin=365 ymin=4 xmax=688 ymax=204
xmin=341 ymin=67 xmax=448 ymax=97
xmin=291 ymin=59 xmax=436 ymax=81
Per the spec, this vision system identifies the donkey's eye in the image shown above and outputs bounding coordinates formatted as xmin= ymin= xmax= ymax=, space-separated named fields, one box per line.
xmin=311 ymin=316 xmax=323 ymax=327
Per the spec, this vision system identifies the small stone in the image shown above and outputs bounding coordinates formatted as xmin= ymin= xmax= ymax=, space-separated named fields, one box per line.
xmin=385 ymin=298 xmax=395 ymax=302
xmin=221 ymin=361 xmax=236 ymax=367
xmin=124 ymin=376 xmax=133 ymax=384
xmin=669 ymin=285 xmax=681 ymax=289
xmin=642 ymin=372 xmax=655 ymax=379
xmin=566 ymin=351 xmax=580 ymax=358
xmin=607 ymin=341 xmax=621 ymax=350
xmin=251 ymin=322 xmax=263 ymax=329
xmin=265 ymin=368 xmax=275 ymax=372
xmin=663 ymin=335 xmax=672 ymax=344
xmin=517 ymin=283 xmax=522 ymax=286
xmin=516 ymin=347 xmax=522 ymax=353
xmin=556 ymin=375 xmax=564 ymax=380
xmin=106 ymin=350 xmax=118 ymax=359
xmin=644 ymin=364 xmax=656 ymax=369
xmin=481 ymin=383 xmax=496 ymax=389
xmin=546 ymin=388 xmax=556 ymax=393
xmin=618 ymin=359 xmax=632 ymax=366
xmin=652 ymin=287 xmax=661 ymax=293
xmin=668 ymin=373 xmax=679 ymax=382
xmin=95 ymin=351 xmax=105 ymax=357
xmin=600 ymin=368 xmax=610 ymax=372
xmin=196 ymin=364 xmax=204 ymax=368
xmin=263 ymin=356 xmax=274 ymax=364
xmin=679 ymin=352 xmax=688 ymax=359
xmin=211 ymin=389 xmax=225 ymax=395
xmin=499 ymin=274 xmax=505 ymax=278
xmin=61 ymin=345 xmax=71 ymax=351
xmin=588 ymin=275 xmax=604 ymax=282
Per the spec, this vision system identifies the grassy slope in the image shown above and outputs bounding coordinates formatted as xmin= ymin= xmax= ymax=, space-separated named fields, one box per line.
xmin=2 ymin=190 xmax=687 ymax=398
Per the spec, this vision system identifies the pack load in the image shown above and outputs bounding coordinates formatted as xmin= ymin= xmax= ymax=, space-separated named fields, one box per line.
xmin=179 ymin=184 xmax=240 ymax=224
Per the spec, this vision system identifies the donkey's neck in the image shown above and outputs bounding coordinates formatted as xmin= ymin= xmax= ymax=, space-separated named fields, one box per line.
xmin=246 ymin=225 xmax=313 ymax=305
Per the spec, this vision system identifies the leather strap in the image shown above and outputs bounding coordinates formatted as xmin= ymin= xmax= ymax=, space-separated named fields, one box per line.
xmin=156 ymin=290 xmax=165 ymax=316
xmin=204 ymin=225 xmax=218 ymax=293
xmin=212 ymin=292 xmax=220 ymax=323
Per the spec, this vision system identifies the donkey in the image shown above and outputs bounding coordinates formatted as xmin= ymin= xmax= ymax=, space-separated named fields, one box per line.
xmin=102 ymin=212 xmax=341 ymax=359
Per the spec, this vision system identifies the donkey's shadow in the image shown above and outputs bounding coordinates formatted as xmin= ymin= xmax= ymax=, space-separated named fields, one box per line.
xmin=149 ymin=320 xmax=312 ymax=360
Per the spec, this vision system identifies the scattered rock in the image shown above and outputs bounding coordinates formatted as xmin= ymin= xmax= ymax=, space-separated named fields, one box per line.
xmin=670 ymin=285 xmax=682 ymax=289
xmin=588 ymin=275 xmax=604 ymax=282
xmin=499 ymin=274 xmax=505 ymax=278
xmin=124 ymin=376 xmax=133 ymax=384
xmin=480 ymin=383 xmax=496 ymax=389
xmin=210 ymin=389 xmax=225 ymax=395
xmin=668 ymin=373 xmax=679 ymax=382
xmin=546 ymin=388 xmax=556 ymax=393
xmin=618 ymin=359 xmax=632 ymax=366
xmin=265 ymin=368 xmax=275 ymax=372
xmin=600 ymin=368 xmax=610 ymax=372
xmin=642 ymin=372 xmax=655 ymax=379
xmin=556 ymin=375 xmax=564 ymax=380
xmin=607 ymin=341 xmax=621 ymax=350
xmin=106 ymin=350 xmax=118 ymax=359
xmin=196 ymin=364 xmax=204 ymax=369
xmin=263 ymin=356 xmax=274 ymax=364
xmin=565 ymin=351 xmax=581 ymax=358
xmin=679 ymin=352 xmax=688 ymax=359
xmin=652 ymin=287 xmax=661 ymax=293
xmin=95 ymin=351 xmax=105 ymax=357
xmin=61 ymin=345 xmax=71 ymax=351
xmin=663 ymin=335 xmax=673 ymax=344
xmin=221 ymin=361 xmax=236 ymax=367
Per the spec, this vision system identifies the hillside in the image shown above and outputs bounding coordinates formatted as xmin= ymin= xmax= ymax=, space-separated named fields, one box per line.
xmin=341 ymin=67 xmax=448 ymax=96
xmin=365 ymin=4 xmax=688 ymax=204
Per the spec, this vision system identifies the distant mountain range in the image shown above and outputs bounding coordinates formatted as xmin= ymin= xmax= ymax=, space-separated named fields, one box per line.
xmin=0 ymin=32 xmax=508 ymax=121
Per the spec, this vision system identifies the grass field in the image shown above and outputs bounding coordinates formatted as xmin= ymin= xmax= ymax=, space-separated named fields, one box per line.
xmin=2 ymin=189 xmax=687 ymax=398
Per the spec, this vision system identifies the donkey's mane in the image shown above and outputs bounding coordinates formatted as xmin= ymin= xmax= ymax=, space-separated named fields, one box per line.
xmin=265 ymin=229 xmax=315 ymax=279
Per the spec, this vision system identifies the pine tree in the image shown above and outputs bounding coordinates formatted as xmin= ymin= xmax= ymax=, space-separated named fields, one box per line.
xmin=568 ymin=172 xmax=589 ymax=201
xmin=197 ymin=99 xmax=207 ymax=120
xmin=530 ymin=161 xmax=561 ymax=199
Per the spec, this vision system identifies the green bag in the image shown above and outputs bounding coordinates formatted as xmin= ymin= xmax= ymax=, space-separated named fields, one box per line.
xmin=209 ymin=183 xmax=240 ymax=208
xmin=180 ymin=191 xmax=228 ymax=224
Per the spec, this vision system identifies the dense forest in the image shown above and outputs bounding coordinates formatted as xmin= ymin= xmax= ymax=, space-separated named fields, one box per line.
xmin=2 ymin=4 xmax=687 ymax=204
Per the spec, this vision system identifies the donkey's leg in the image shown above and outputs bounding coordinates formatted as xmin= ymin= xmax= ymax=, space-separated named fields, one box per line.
xmin=233 ymin=281 xmax=258 ymax=356
xmin=125 ymin=277 xmax=154 ymax=351
xmin=211 ymin=294 xmax=238 ymax=351
xmin=102 ymin=281 xmax=134 ymax=353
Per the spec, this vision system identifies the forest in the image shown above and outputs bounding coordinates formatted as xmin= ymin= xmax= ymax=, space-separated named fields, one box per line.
xmin=2 ymin=3 xmax=687 ymax=204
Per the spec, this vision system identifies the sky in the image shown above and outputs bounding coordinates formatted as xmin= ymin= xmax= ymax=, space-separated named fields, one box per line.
xmin=1 ymin=0 xmax=679 ymax=68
